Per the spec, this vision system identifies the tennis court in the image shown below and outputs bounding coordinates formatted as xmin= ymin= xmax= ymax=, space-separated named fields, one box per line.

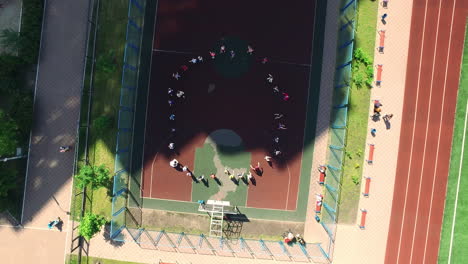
xmin=131 ymin=0 xmax=326 ymax=220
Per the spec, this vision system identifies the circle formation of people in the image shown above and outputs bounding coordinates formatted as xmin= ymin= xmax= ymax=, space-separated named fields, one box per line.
xmin=166 ymin=41 xmax=293 ymax=186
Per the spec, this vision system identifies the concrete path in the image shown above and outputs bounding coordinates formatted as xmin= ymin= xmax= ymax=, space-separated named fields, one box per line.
xmin=332 ymin=0 xmax=414 ymax=263
xmin=1 ymin=0 xmax=90 ymax=263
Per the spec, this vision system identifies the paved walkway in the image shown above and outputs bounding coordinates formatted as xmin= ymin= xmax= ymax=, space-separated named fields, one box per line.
xmin=332 ymin=0 xmax=414 ymax=263
xmin=1 ymin=0 xmax=90 ymax=263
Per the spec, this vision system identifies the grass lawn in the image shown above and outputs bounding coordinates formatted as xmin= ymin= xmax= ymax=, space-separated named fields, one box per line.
xmin=338 ymin=0 xmax=378 ymax=223
xmin=72 ymin=0 xmax=128 ymax=220
xmin=67 ymin=255 xmax=145 ymax=264
xmin=438 ymin=22 xmax=468 ymax=264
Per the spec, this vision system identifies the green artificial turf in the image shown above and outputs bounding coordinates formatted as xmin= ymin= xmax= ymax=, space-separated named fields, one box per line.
xmin=438 ymin=22 xmax=468 ymax=264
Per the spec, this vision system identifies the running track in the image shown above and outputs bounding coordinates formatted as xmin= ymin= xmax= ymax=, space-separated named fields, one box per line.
xmin=385 ymin=0 xmax=468 ymax=263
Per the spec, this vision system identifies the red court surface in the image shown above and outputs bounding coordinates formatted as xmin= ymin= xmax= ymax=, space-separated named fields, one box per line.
xmin=385 ymin=0 xmax=468 ymax=263
xmin=140 ymin=0 xmax=318 ymax=210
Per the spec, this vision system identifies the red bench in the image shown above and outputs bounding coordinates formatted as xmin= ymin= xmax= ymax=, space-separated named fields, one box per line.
xmin=315 ymin=194 xmax=323 ymax=213
xmin=318 ymin=165 xmax=326 ymax=185
xmin=376 ymin=64 xmax=383 ymax=86
xmin=359 ymin=209 xmax=367 ymax=229
xmin=366 ymin=144 xmax=375 ymax=164
xmin=378 ymin=30 xmax=385 ymax=53
xmin=363 ymin=177 xmax=371 ymax=197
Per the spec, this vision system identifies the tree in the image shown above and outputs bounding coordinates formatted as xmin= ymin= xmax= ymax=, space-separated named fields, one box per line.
xmin=79 ymin=213 xmax=107 ymax=240
xmin=9 ymin=91 xmax=34 ymax=141
xmin=0 ymin=29 xmax=21 ymax=54
xmin=75 ymin=164 xmax=110 ymax=190
xmin=0 ymin=110 xmax=18 ymax=157
xmin=0 ymin=54 xmax=22 ymax=93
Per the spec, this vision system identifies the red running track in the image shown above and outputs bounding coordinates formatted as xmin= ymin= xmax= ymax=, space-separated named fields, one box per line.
xmin=385 ymin=0 xmax=468 ymax=263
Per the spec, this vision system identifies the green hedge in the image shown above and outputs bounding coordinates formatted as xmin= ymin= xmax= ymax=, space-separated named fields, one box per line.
xmin=19 ymin=0 xmax=44 ymax=64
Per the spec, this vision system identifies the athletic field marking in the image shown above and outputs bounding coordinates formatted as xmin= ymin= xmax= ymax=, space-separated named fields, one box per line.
xmin=423 ymin=0 xmax=458 ymax=262
xmin=447 ymin=99 xmax=468 ymax=264
xmin=140 ymin=0 xmax=160 ymax=199
xmin=409 ymin=1 xmax=443 ymax=262
xmin=153 ymin=48 xmax=199 ymax=55
xmin=285 ymin=162 xmax=292 ymax=210
xmin=396 ymin=0 xmax=429 ymax=262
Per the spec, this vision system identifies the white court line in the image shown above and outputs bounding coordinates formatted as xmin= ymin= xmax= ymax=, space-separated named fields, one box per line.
xmin=396 ymin=0 xmax=429 ymax=262
xmin=447 ymin=100 xmax=468 ymax=264
xmin=140 ymin=0 xmax=160 ymax=199
xmin=423 ymin=0 xmax=458 ymax=262
xmin=409 ymin=0 xmax=443 ymax=262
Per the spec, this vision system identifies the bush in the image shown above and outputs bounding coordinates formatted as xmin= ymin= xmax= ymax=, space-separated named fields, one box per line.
xmin=93 ymin=115 xmax=113 ymax=134
xmin=0 ymin=29 xmax=21 ymax=53
xmin=0 ymin=54 xmax=23 ymax=93
xmin=79 ymin=213 xmax=107 ymax=240
xmin=75 ymin=164 xmax=110 ymax=190
xmin=0 ymin=110 xmax=19 ymax=157
xmin=0 ymin=164 xmax=18 ymax=198
xmin=353 ymin=72 xmax=365 ymax=88
xmin=19 ymin=0 xmax=44 ymax=64
xmin=96 ymin=49 xmax=117 ymax=74
xmin=9 ymin=91 xmax=34 ymax=141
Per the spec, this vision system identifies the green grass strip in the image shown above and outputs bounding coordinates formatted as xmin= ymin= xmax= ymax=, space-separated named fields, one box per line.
xmin=67 ymin=255 xmax=144 ymax=264
xmin=438 ymin=21 xmax=468 ymax=264
xmin=338 ymin=0 xmax=378 ymax=223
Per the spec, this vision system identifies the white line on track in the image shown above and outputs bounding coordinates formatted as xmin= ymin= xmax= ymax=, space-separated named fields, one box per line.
xmin=396 ymin=0 xmax=430 ymax=262
xmin=447 ymin=99 xmax=468 ymax=264
xmin=409 ymin=0 xmax=443 ymax=262
xmin=423 ymin=0 xmax=458 ymax=262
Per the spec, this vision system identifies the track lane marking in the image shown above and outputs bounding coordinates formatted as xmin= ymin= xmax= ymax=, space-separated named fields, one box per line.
xmin=396 ymin=0 xmax=430 ymax=262
xmin=423 ymin=0 xmax=458 ymax=262
xmin=409 ymin=0 xmax=443 ymax=262
xmin=447 ymin=99 xmax=468 ymax=264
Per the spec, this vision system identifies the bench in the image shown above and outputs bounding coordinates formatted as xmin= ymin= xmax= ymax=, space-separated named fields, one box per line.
xmin=359 ymin=209 xmax=367 ymax=229
xmin=366 ymin=144 xmax=375 ymax=164
xmin=376 ymin=64 xmax=383 ymax=86
xmin=363 ymin=177 xmax=371 ymax=197
xmin=378 ymin=30 xmax=386 ymax=53
xmin=318 ymin=166 xmax=326 ymax=185
xmin=315 ymin=194 xmax=323 ymax=213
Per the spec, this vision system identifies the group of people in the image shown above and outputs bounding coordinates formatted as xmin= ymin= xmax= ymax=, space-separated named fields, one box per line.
xmin=370 ymin=99 xmax=394 ymax=132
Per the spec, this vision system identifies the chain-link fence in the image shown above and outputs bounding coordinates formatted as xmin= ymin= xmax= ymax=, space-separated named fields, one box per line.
xmin=321 ymin=0 xmax=356 ymax=242
xmin=108 ymin=227 xmax=329 ymax=263
xmin=110 ymin=0 xmax=146 ymax=241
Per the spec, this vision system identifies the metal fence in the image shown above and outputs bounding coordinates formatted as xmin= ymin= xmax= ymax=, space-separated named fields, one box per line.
xmin=321 ymin=0 xmax=356 ymax=242
xmin=109 ymin=227 xmax=329 ymax=263
xmin=110 ymin=0 xmax=146 ymax=240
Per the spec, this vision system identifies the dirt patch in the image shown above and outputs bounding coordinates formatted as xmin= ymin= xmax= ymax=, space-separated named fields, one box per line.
xmin=127 ymin=207 xmax=304 ymax=240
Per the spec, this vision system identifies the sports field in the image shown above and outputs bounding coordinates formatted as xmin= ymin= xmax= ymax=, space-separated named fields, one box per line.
xmin=438 ymin=20 xmax=468 ymax=264
xmin=129 ymin=0 xmax=327 ymax=221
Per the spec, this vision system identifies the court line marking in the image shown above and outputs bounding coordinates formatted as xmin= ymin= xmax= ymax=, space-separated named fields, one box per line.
xmin=396 ymin=0 xmax=430 ymax=262
xmin=423 ymin=0 xmax=458 ymax=262
xmin=447 ymin=99 xmax=468 ymax=264
xmin=290 ymin=0 xmax=318 ymax=212
xmin=409 ymin=0 xmax=443 ymax=262
xmin=140 ymin=0 xmax=160 ymax=198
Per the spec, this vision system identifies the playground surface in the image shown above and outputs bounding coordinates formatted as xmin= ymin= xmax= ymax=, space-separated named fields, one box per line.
xmin=133 ymin=0 xmax=324 ymax=221
xmin=385 ymin=0 xmax=468 ymax=263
